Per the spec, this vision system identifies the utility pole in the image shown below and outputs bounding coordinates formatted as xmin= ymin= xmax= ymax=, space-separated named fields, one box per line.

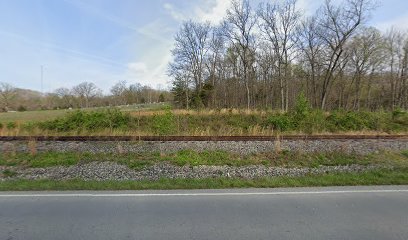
xmin=41 ymin=65 xmax=44 ymax=95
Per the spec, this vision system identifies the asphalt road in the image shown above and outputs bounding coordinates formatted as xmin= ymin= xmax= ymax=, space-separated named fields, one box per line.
xmin=1 ymin=186 xmax=408 ymax=240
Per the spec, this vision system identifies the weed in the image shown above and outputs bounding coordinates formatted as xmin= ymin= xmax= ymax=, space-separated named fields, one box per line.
xmin=6 ymin=122 xmax=17 ymax=130
xmin=2 ymin=169 xmax=17 ymax=178
xmin=28 ymin=140 xmax=37 ymax=156
xmin=151 ymin=107 xmax=176 ymax=135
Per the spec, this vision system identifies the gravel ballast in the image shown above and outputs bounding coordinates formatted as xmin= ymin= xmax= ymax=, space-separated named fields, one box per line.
xmin=0 ymin=162 xmax=383 ymax=181
xmin=2 ymin=139 xmax=408 ymax=155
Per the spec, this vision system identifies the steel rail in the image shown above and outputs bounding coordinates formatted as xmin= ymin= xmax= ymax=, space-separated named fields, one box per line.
xmin=0 ymin=135 xmax=407 ymax=142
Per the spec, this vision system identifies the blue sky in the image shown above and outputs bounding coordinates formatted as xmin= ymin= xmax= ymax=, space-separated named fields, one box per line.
xmin=0 ymin=0 xmax=407 ymax=93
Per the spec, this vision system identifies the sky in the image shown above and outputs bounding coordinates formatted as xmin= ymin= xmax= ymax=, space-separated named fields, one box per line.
xmin=0 ymin=0 xmax=408 ymax=94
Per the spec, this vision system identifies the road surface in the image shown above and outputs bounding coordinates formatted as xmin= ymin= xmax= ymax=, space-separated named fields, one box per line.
xmin=1 ymin=186 xmax=408 ymax=240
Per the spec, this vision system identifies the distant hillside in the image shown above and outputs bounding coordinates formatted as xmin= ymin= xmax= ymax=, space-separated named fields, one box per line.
xmin=15 ymin=88 xmax=43 ymax=100
xmin=0 ymin=88 xmax=44 ymax=112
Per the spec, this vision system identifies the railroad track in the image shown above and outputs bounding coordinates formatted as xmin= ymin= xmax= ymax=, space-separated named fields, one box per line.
xmin=0 ymin=135 xmax=408 ymax=141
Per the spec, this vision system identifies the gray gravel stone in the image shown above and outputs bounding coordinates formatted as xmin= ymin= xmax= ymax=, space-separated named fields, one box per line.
xmin=1 ymin=162 xmax=385 ymax=181
xmin=1 ymin=139 xmax=407 ymax=155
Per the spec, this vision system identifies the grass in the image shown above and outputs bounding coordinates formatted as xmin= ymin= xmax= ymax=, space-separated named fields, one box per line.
xmin=0 ymin=109 xmax=69 ymax=125
xmin=1 ymin=150 xmax=407 ymax=170
xmin=1 ymin=107 xmax=407 ymax=136
xmin=0 ymin=152 xmax=157 ymax=170
xmin=1 ymin=149 xmax=407 ymax=191
xmin=2 ymin=169 xmax=17 ymax=178
xmin=0 ymin=103 xmax=168 ymax=124
xmin=1 ymin=169 xmax=407 ymax=191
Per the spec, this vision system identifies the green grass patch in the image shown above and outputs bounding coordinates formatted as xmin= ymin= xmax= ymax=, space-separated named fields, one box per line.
xmin=1 ymin=169 xmax=407 ymax=191
xmin=0 ymin=152 xmax=159 ymax=170
xmin=2 ymin=169 xmax=17 ymax=178
xmin=2 ymin=108 xmax=407 ymax=136
xmin=1 ymin=150 xmax=407 ymax=170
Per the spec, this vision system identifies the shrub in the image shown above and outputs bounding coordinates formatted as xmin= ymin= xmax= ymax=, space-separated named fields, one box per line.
xmin=151 ymin=107 xmax=176 ymax=135
xmin=266 ymin=114 xmax=294 ymax=131
xmin=159 ymin=94 xmax=165 ymax=103
xmin=21 ymin=122 xmax=36 ymax=133
xmin=0 ymin=122 xmax=3 ymax=129
xmin=292 ymin=93 xmax=311 ymax=123
xmin=326 ymin=111 xmax=373 ymax=131
xmin=392 ymin=109 xmax=408 ymax=125
xmin=17 ymin=105 xmax=27 ymax=112
xmin=39 ymin=109 xmax=133 ymax=132
xmin=299 ymin=110 xmax=327 ymax=134
xmin=6 ymin=122 xmax=17 ymax=130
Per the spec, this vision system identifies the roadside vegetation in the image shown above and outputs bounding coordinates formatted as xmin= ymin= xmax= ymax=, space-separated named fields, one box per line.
xmin=2 ymin=150 xmax=408 ymax=170
xmin=1 ymin=99 xmax=407 ymax=136
xmin=1 ymin=169 xmax=408 ymax=191
xmin=2 ymin=144 xmax=407 ymax=191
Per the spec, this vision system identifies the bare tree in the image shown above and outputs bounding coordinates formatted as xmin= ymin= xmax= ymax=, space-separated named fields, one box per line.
xmin=205 ymin=26 xmax=226 ymax=107
xmin=298 ymin=16 xmax=325 ymax=107
xmin=384 ymin=28 xmax=408 ymax=109
xmin=402 ymin=38 xmax=408 ymax=109
xmin=54 ymin=87 xmax=74 ymax=108
xmin=168 ymin=20 xmax=212 ymax=108
xmin=0 ymin=82 xmax=17 ymax=111
xmin=258 ymin=0 xmax=300 ymax=111
xmin=347 ymin=27 xmax=383 ymax=110
xmin=110 ymin=80 xmax=128 ymax=105
xmin=317 ymin=0 xmax=375 ymax=109
xmin=223 ymin=0 xmax=257 ymax=109
xmin=72 ymin=82 xmax=101 ymax=108
xmin=165 ymin=0 xmax=402 ymax=111
xmin=170 ymin=21 xmax=210 ymax=91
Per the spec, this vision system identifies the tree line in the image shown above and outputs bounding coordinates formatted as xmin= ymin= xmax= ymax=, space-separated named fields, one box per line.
xmin=0 ymin=81 xmax=170 ymax=112
xmin=169 ymin=0 xmax=408 ymax=111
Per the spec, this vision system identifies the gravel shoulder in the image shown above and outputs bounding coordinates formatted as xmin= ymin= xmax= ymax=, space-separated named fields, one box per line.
xmin=1 ymin=161 xmax=385 ymax=181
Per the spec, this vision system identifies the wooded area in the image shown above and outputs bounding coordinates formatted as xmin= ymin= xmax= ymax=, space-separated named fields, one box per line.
xmin=0 ymin=81 xmax=169 ymax=111
xmin=1 ymin=0 xmax=407 ymax=113
xmin=169 ymin=0 xmax=408 ymax=111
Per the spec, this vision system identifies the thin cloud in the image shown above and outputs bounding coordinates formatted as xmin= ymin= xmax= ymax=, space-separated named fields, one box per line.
xmin=163 ymin=3 xmax=186 ymax=22
xmin=375 ymin=13 xmax=408 ymax=31
xmin=195 ymin=0 xmax=232 ymax=24
xmin=163 ymin=0 xmax=231 ymax=24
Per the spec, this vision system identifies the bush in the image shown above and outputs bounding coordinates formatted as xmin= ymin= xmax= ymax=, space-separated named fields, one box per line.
xmin=266 ymin=114 xmax=293 ymax=131
xmin=159 ymin=94 xmax=165 ymax=103
xmin=151 ymin=107 xmax=176 ymax=135
xmin=17 ymin=105 xmax=27 ymax=112
xmin=292 ymin=93 xmax=311 ymax=123
xmin=6 ymin=122 xmax=17 ymax=130
xmin=0 ymin=122 xmax=3 ymax=129
xmin=326 ymin=111 xmax=373 ymax=131
xmin=392 ymin=109 xmax=408 ymax=125
xmin=39 ymin=109 xmax=133 ymax=132
xmin=298 ymin=110 xmax=327 ymax=134
xmin=21 ymin=122 xmax=36 ymax=133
